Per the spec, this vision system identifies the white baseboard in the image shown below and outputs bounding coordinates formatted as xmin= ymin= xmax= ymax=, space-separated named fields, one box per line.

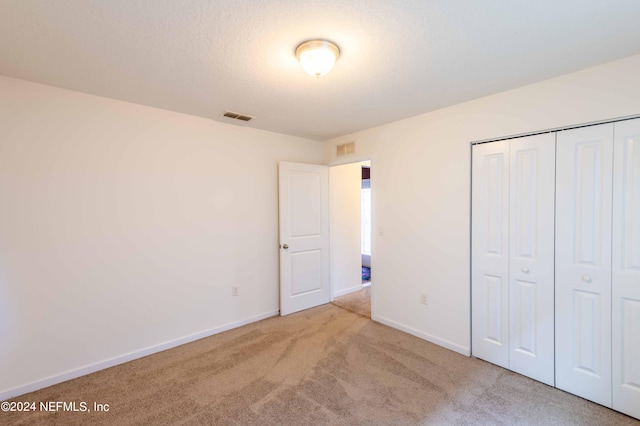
xmin=0 ymin=310 xmax=279 ymax=401
xmin=333 ymin=284 xmax=365 ymax=298
xmin=372 ymin=315 xmax=470 ymax=356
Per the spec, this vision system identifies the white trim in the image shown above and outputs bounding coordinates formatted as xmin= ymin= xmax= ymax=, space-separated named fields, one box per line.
xmin=327 ymin=153 xmax=372 ymax=167
xmin=0 ymin=310 xmax=279 ymax=400
xmin=471 ymin=113 xmax=640 ymax=145
xmin=333 ymin=284 xmax=365 ymax=298
xmin=369 ymin=156 xmax=376 ymax=319
xmin=372 ymin=315 xmax=470 ymax=356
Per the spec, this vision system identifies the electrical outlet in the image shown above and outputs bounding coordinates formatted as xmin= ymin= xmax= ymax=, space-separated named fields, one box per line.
xmin=420 ymin=293 xmax=428 ymax=305
xmin=232 ymin=286 xmax=239 ymax=297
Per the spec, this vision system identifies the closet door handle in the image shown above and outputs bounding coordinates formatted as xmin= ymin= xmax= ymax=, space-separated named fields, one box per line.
xmin=521 ymin=267 xmax=530 ymax=273
xmin=581 ymin=274 xmax=592 ymax=283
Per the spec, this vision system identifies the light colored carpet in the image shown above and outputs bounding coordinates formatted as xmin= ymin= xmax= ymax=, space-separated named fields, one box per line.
xmin=3 ymin=303 xmax=638 ymax=425
xmin=331 ymin=285 xmax=371 ymax=318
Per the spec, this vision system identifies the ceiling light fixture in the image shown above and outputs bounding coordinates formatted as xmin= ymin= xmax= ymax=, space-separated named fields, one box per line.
xmin=295 ymin=39 xmax=340 ymax=78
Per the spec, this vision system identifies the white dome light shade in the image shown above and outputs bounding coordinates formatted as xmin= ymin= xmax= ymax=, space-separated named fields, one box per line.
xmin=295 ymin=40 xmax=340 ymax=78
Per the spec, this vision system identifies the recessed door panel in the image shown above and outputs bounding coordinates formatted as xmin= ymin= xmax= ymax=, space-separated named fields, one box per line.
xmin=514 ymin=280 xmax=536 ymax=355
xmin=486 ymin=154 xmax=507 ymax=256
xmin=472 ymin=141 xmax=509 ymax=368
xmin=574 ymin=142 xmax=604 ymax=266
xmin=573 ymin=290 xmax=601 ymax=375
xmin=556 ymin=123 xmax=613 ymax=407
xmin=621 ymin=299 xmax=640 ymax=388
xmin=514 ymin=149 xmax=536 ymax=258
xmin=290 ymin=250 xmax=323 ymax=296
xmin=613 ymin=118 xmax=640 ymax=419
xmin=483 ymin=274 xmax=504 ymax=344
xmin=290 ymin=172 xmax=322 ymax=238
xmin=619 ymin=134 xmax=640 ymax=271
xmin=509 ymin=133 xmax=555 ymax=386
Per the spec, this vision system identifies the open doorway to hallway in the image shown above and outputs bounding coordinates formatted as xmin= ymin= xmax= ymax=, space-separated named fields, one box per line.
xmin=330 ymin=160 xmax=372 ymax=318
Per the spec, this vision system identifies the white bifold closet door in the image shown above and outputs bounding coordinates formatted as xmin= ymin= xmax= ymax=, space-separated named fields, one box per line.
xmin=555 ymin=123 xmax=614 ymax=407
xmin=472 ymin=133 xmax=555 ymax=385
xmin=612 ymin=118 xmax=640 ymax=419
xmin=508 ymin=134 xmax=556 ymax=386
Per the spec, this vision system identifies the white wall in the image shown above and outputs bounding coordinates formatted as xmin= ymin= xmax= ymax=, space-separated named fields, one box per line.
xmin=330 ymin=163 xmax=362 ymax=297
xmin=323 ymin=53 xmax=640 ymax=355
xmin=0 ymin=76 xmax=323 ymax=398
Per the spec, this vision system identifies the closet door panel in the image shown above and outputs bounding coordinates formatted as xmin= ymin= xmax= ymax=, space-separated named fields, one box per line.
xmin=556 ymin=124 xmax=613 ymax=407
xmin=509 ymin=133 xmax=556 ymax=386
xmin=613 ymin=118 xmax=640 ymax=419
xmin=472 ymin=141 xmax=510 ymax=368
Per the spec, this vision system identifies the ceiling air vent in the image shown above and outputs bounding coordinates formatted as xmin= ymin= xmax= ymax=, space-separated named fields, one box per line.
xmin=223 ymin=111 xmax=254 ymax=122
xmin=336 ymin=141 xmax=355 ymax=156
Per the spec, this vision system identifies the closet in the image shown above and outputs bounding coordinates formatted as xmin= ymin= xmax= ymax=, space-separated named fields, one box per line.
xmin=472 ymin=117 xmax=640 ymax=420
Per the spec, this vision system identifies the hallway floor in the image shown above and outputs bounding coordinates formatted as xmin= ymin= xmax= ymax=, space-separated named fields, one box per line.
xmin=332 ymin=285 xmax=371 ymax=318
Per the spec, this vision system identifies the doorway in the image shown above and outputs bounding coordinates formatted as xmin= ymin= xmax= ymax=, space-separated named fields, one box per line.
xmin=330 ymin=160 xmax=372 ymax=318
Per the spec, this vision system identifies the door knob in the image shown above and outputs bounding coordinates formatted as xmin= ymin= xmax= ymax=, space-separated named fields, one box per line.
xmin=282 ymin=244 xmax=289 ymax=249
xmin=521 ymin=267 xmax=530 ymax=273
xmin=581 ymin=274 xmax=592 ymax=283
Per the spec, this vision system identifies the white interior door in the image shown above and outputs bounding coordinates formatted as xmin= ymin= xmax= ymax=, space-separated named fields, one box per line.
xmin=278 ymin=161 xmax=330 ymax=316
xmin=508 ymin=133 xmax=556 ymax=386
xmin=556 ymin=124 xmax=613 ymax=407
xmin=472 ymin=140 xmax=510 ymax=368
xmin=612 ymin=118 xmax=640 ymax=419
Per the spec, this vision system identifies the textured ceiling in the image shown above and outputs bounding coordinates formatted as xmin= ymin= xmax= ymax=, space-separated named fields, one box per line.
xmin=1 ymin=1 xmax=640 ymax=141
